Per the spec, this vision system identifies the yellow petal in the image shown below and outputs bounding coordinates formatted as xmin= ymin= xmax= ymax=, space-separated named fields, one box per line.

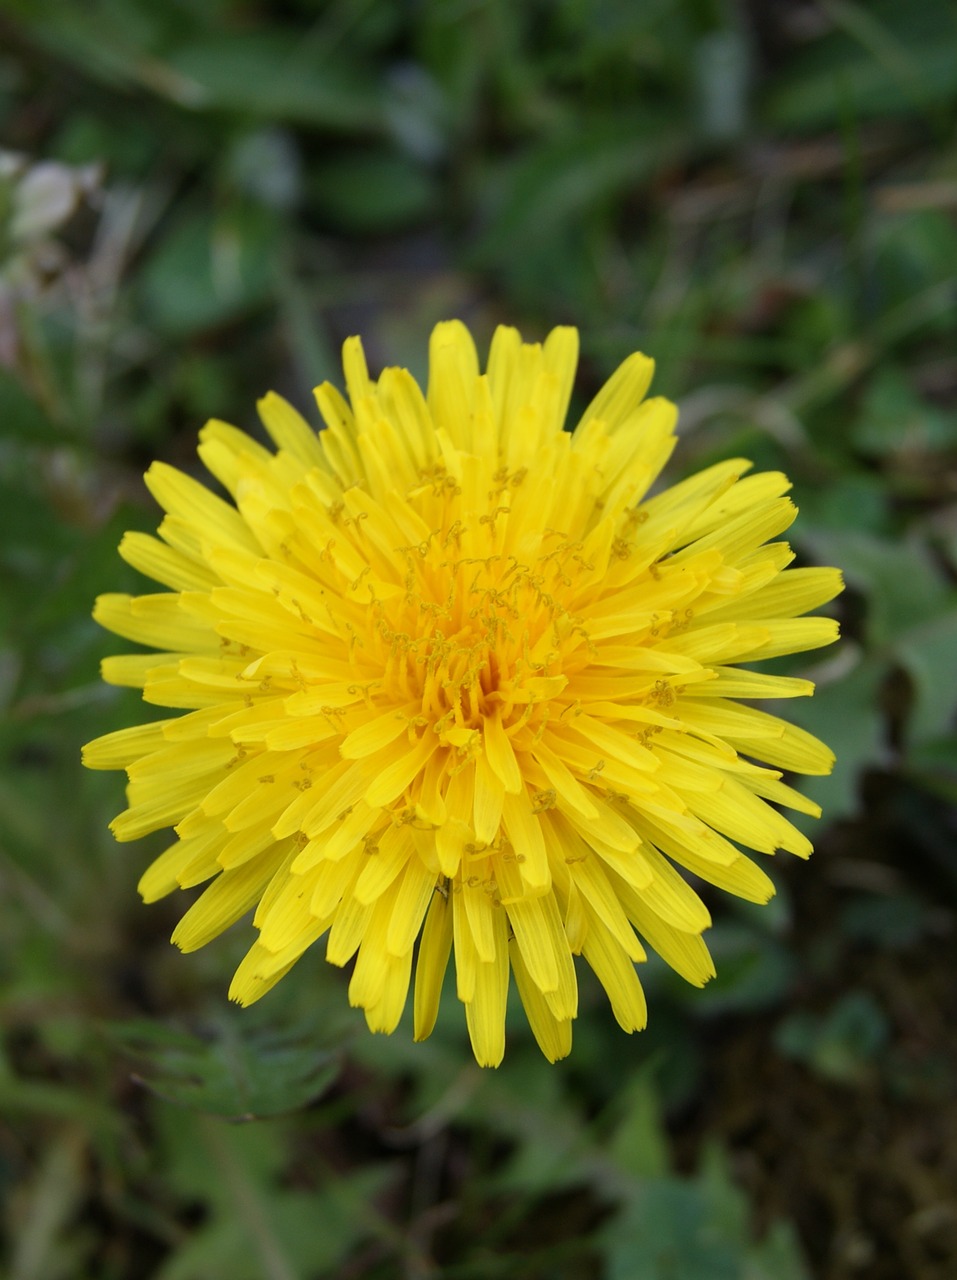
xmin=464 ymin=906 xmax=509 ymax=1068
xmin=413 ymin=887 xmax=453 ymax=1041
xmin=510 ymin=938 xmax=572 ymax=1063
xmin=581 ymin=922 xmax=647 ymax=1033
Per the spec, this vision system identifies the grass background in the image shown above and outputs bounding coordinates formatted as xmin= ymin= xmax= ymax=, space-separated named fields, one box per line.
xmin=2 ymin=1 xmax=957 ymax=1276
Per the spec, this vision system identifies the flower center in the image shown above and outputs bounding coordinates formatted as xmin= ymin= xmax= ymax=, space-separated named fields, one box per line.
xmin=369 ymin=545 xmax=575 ymax=746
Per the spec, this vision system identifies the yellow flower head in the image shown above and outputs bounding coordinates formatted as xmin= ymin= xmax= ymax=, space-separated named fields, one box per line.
xmin=84 ymin=321 xmax=841 ymax=1066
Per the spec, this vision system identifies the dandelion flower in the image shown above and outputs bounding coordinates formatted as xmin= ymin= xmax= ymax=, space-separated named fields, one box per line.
xmin=84 ymin=321 xmax=841 ymax=1066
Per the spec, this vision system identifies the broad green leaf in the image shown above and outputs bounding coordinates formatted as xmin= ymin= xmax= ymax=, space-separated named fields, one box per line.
xmin=605 ymin=1179 xmax=738 ymax=1280
xmin=853 ymin=366 xmax=956 ymax=458
xmin=764 ymin=3 xmax=957 ymax=130
xmin=607 ymin=1069 xmax=671 ymax=1179
xmin=904 ymin=733 xmax=957 ymax=804
xmin=309 ymin=150 xmax=438 ymax=234
xmin=108 ymin=1013 xmax=341 ymax=1119
xmin=795 ymin=474 xmax=889 ymax=535
xmin=155 ymin=1112 xmax=393 ymax=1280
xmin=466 ymin=1062 xmax=593 ymax=1197
xmin=476 ymin=115 xmax=684 ymax=259
xmin=810 ymin=531 xmax=950 ymax=648
xmin=775 ymin=992 xmax=889 ymax=1084
xmin=840 ymin=892 xmax=928 ymax=950
xmin=786 ymin=653 xmax=886 ymax=822
xmin=870 ymin=211 xmax=957 ymax=322
xmin=139 ymin=203 xmax=281 ymax=336
xmin=1 ymin=0 xmax=187 ymax=94
xmin=690 ymin=924 xmax=797 ymax=1017
xmin=603 ymin=1147 xmax=810 ymax=1280
xmin=894 ymin=607 xmax=957 ymax=743
xmin=697 ymin=1145 xmax=810 ymax=1280
xmin=166 ymin=33 xmax=384 ymax=130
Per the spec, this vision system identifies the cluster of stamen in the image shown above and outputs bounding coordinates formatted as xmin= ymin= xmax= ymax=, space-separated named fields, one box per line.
xmin=370 ymin=545 xmax=569 ymax=749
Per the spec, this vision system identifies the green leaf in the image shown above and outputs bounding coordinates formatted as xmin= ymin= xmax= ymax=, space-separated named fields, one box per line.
xmin=894 ymin=607 xmax=957 ymax=743
xmin=309 ymin=150 xmax=438 ymax=234
xmin=840 ymin=892 xmax=928 ymax=949
xmin=871 ymin=210 xmax=957 ymax=321
xmin=904 ymin=733 xmax=957 ymax=804
xmin=166 ymin=32 xmax=384 ymax=130
xmin=786 ymin=654 xmax=886 ymax=822
xmin=468 ymin=1062 xmax=594 ymax=1197
xmin=764 ymin=3 xmax=957 ymax=131
xmin=108 ymin=1012 xmax=340 ymax=1119
xmin=605 ymin=1178 xmax=739 ymax=1280
xmin=602 ymin=1145 xmax=810 ymax=1280
xmin=853 ymin=366 xmax=956 ymax=458
xmin=811 ymin=530 xmax=950 ymax=648
xmin=139 ymin=203 xmax=281 ymax=336
xmin=690 ymin=924 xmax=797 ymax=1017
xmin=4 ymin=1126 xmax=89 ymax=1280
xmin=606 ymin=1069 xmax=671 ymax=1179
xmin=2 ymin=0 xmax=188 ymax=95
xmin=775 ymin=992 xmax=889 ymax=1084
xmin=476 ymin=115 xmax=684 ymax=260
xmin=155 ymin=1112 xmax=393 ymax=1280
xmin=795 ymin=474 xmax=889 ymax=535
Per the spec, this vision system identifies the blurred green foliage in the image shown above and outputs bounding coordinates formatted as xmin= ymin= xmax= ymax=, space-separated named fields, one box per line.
xmin=1 ymin=0 xmax=957 ymax=1276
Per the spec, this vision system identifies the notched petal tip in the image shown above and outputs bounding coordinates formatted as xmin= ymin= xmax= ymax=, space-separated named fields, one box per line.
xmin=342 ymin=334 xmax=372 ymax=404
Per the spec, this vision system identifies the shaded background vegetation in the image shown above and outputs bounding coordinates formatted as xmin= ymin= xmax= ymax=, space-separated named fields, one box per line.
xmin=2 ymin=1 xmax=957 ymax=1276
